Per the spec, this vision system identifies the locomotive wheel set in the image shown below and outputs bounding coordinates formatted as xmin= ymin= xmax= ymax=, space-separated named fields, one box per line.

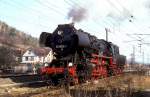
xmin=39 ymin=23 xmax=126 ymax=84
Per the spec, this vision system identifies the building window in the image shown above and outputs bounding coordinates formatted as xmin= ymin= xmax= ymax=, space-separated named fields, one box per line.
xmin=28 ymin=50 xmax=31 ymax=54
xmin=25 ymin=57 xmax=28 ymax=61
xmin=31 ymin=56 xmax=34 ymax=61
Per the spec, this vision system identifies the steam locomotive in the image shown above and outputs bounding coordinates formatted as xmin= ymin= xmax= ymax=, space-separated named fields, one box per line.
xmin=39 ymin=23 xmax=126 ymax=84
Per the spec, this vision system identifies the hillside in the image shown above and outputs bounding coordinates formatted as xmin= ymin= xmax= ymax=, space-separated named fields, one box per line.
xmin=0 ymin=21 xmax=39 ymax=68
xmin=0 ymin=21 xmax=38 ymax=49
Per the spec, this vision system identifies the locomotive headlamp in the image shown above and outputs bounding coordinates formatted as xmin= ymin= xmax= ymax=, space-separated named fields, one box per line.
xmin=68 ymin=62 xmax=73 ymax=67
xmin=58 ymin=31 xmax=63 ymax=35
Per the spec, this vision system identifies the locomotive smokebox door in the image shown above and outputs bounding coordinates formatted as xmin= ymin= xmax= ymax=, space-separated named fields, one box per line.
xmin=50 ymin=24 xmax=78 ymax=57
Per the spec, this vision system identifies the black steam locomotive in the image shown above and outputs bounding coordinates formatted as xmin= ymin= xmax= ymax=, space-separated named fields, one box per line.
xmin=39 ymin=23 xmax=126 ymax=83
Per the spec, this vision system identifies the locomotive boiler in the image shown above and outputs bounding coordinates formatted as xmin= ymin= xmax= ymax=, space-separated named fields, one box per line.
xmin=40 ymin=23 xmax=112 ymax=57
xmin=39 ymin=23 xmax=126 ymax=83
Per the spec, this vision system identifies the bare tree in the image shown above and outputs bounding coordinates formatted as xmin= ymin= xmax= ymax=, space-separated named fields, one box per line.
xmin=0 ymin=46 xmax=18 ymax=68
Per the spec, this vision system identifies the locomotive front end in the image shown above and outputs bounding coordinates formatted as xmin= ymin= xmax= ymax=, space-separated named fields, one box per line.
xmin=39 ymin=24 xmax=78 ymax=57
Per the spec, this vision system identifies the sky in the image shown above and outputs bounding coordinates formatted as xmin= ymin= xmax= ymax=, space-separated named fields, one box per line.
xmin=0 ymin=0 xmax=150 ymax=63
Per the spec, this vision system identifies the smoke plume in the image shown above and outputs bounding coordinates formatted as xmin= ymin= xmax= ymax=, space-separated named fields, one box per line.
xmin=68 ymin=7 xmax=88 ymax=23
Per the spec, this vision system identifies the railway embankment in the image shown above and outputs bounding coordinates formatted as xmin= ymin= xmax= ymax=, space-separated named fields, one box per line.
xmin=0 ymin=73 xmax=150 ymax=97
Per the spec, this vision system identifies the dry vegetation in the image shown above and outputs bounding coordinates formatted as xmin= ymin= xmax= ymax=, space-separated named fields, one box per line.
xmin=0 ymin=73 xmax=150 ymax=97
xmin=0 ymin=21 xmax=38 ymax=48
xmin=69 ymin=73 xmax=150 ymax=97
xmin=0 ymin=21 xmax=39 ymax=68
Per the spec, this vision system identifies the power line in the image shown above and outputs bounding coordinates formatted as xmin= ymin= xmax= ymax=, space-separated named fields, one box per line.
xmin=106 ymin=0 xmax=123 ymax=15
xmin=1 ymin=2 xmax=98 ymax=32
xmin=1 ymin=0 xmax=66 ymax=20
xmin=64 ymin=0 xmax=104 ymax=29
xmin=36 ymin=0 xmax=66 ymax=16
xmin=0 ymin=0 xmax=69 ymax=28
xmin=66 ymin=0 xmax=117 ymax=38
xmin=113 ymin=0 xmax=150 ymax=37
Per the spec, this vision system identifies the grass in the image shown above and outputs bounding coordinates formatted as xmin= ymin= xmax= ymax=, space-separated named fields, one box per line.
xmin=67 ymin=73 xmax=150 ymax=97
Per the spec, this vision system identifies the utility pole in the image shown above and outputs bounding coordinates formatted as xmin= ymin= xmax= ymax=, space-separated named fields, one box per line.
xmin=105 ymin=28 xmax=108 ymax=41
xmin=132 ymin=46 xmax=135 ymax=65
xmin=143 ymin=51 xmax=144 ymax=65
xmin=147 ymin=54 xmax=149 ymax=64
xmin=126 ymin=33 xmax=150 ymax=65
xmin=130 ymin=46 xmax=135 ymax=69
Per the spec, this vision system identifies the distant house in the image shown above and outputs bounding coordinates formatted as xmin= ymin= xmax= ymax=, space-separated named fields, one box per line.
xmin=21 ymin=47 xmax=53 ymax=64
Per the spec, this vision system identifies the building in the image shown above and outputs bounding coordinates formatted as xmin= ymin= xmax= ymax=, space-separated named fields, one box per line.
xmin=21 ymin=47 xmax=53 ymax=64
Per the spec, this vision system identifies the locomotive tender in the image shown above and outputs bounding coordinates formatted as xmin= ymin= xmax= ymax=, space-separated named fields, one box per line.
xmin=39 ymin=23 xmax=126 ymax=83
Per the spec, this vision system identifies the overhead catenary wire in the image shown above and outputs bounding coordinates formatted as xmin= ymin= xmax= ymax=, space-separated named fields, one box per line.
xmin=0 ymin=2 xmax=115 ymax=38
xmin=0 ymin=0 xmax=74 ymax=35
xmin=105 ymin=0 xmax=149 ymax=60
xmin=112 ymin=0 xmax=150 ymax=36
xmin=1 ymin=0 xmax=148 ymax=44
xmin=105 ymin=1 xmax=149 ymax=45
xmin=64 ymin=0 xmax=118 ymax=40
xmin=0 ymin=0 xmax=58 ymax=25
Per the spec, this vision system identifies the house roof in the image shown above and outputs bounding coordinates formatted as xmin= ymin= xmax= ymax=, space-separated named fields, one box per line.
xmin=28 ymin=47 xmax=51 ymax=56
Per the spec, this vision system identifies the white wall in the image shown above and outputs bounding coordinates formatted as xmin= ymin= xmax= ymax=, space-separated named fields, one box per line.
xmin=44 ymin=50 xmax=53 ymax=63
xmin=21 ymin=50 xmax=37 ymax=64
xmin=21 ymin=50 xmax=53 ymax=64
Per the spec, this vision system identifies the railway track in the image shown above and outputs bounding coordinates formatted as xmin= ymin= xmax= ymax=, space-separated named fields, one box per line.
xmin=1 ymin=73 xmax=149 ymax=97
xmin=0 ymin=73 xmax=136 ymax=97
xmin=0 ymin=80 xmax=63 ymax=97
xmin=0 ymin=80 xmax=48 ymax=88
xmin=0 ymin=73 xmax=123 ymax=89
xmin=1 ymin=80 xmax=66 ymax=89
xmin=16 ymin=74 xmax=127 ymax=97
xmin=0 ymin=73 xmax=40 ymax=78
